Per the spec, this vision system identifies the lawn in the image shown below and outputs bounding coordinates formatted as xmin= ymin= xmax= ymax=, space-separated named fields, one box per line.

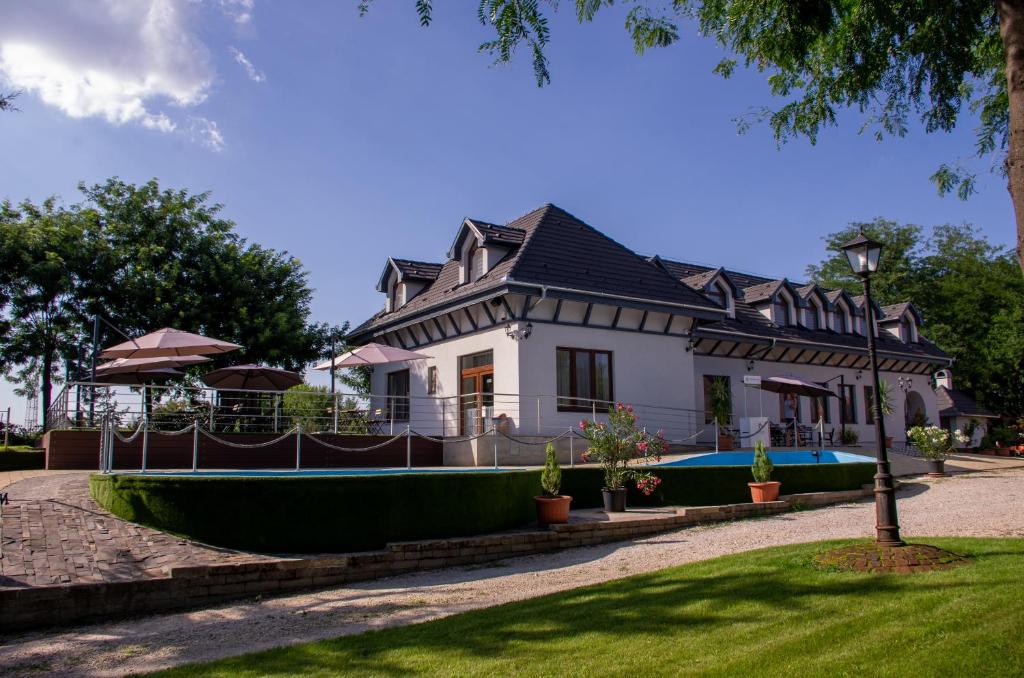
xmin=157 ymin=538 xmax=1023 ymax=677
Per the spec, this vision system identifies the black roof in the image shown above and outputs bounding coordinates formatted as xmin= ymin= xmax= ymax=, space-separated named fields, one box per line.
xmin=350 ymin=204 xmax=726 ymax=340
xmin=392 ymin=259 xmax=443 ymax=281
xmin=936 ymin=387 xmax=999 ymax=418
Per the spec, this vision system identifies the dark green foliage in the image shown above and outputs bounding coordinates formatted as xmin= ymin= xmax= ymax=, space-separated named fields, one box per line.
xmin=0 ymin=449 xmax=44 ymax=471
xmin=809 ymin=220 xmax=1024 ymax=418
xmin=540 ymin=443 xmax=561 ymax=495
xmin=90 ymin=471 xmax=544 ymax=553
xmin=90 ymin=463 xmax=873 ymax=552
xmin=751 ymin=440 xmax=773 ymax=483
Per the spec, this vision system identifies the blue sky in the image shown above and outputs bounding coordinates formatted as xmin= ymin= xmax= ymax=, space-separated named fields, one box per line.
xmin=0 ymin=1 xmax=1013 ymax=423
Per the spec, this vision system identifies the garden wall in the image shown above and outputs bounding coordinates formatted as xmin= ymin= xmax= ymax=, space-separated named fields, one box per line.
xmin=90 ymin=462 xmax=875 ymax=553
xmin=44 ymin=429 xmax=443 ymax=470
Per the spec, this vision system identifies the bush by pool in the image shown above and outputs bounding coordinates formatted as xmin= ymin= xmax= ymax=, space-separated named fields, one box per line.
xmin=90 ymin=462 xmax=874 ymax=553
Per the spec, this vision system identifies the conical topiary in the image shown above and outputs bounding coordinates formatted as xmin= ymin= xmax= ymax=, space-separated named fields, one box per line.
xmin=540 ymin=443 xmax=562 ymax=496
xmin=751 ymin=440 xmax=774 ymax=483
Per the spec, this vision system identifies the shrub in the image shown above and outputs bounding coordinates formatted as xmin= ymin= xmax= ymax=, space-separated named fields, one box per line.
xmin=751 ymin=440 xmax=773 ymax=483
xmin=840 ymin=428 xmax=859 ymax=445
xmin=540 ymin=443 xmax=561 ymax=496
xmin=578 ymin=403 xmax=667 ymax=494
xmin=282 ymin=385 xmax=332 ymax=433
xmin=907 ymin=425 xmax=952 ymax=460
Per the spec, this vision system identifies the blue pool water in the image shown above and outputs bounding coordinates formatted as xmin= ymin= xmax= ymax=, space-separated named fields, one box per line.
xmin=120 ymin=468 xmax=526 ymax=477
xmin=658 ymin=450 xmax=873 ymax=467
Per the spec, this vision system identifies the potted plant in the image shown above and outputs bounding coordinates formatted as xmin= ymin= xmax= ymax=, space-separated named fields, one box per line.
xmin=708 ymin=377 xmax=734 ymax=451
xmin=839 ymin=427 xmax=859 ymax=446
xmin=748 ymin=440 xmax=781 ymax=502
xmin=579 ymin=404 xmax=668 ymax=512
xmin=906 ymin=425 xmax=953 ymax=476
xmin=877 ymin=380 xmax=895 ymax=449
xmin=535 ymin=443 xmax=572 ymax=525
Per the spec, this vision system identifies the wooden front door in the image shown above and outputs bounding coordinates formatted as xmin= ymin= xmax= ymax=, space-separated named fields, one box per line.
xmin=460 ymin=365 xmax=494 ymax=435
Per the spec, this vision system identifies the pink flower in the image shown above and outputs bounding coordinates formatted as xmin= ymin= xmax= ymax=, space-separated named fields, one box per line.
xmin=637 ymin=441 xmax=649 ymax=453
xmin=579 ymin=420 xmax=588 ymax=430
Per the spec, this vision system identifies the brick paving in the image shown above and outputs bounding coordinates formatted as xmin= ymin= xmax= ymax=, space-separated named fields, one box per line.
xmin=0 ymin=473 xmax=272 ymax=588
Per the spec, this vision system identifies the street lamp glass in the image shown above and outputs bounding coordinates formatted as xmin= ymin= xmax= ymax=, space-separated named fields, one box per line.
xmin=841 ymin=233 xmax=883 ymax=275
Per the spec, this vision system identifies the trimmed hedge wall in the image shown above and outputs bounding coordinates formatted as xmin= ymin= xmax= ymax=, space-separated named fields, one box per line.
xmin=90 ymin=470 xmax=543 ymax=553
xmin=90 ymin=462 xmax=875 ymax=554
xmin=0 ymin=449 xmax=45 ymax=471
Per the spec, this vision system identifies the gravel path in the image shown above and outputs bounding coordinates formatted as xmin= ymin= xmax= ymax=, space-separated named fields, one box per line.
xmin=1 ymin=469 xmax=1022 ymax=677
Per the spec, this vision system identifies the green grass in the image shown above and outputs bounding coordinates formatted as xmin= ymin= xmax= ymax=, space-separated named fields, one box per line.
xmin=156 ymin=538 xmax=1024 ymax=677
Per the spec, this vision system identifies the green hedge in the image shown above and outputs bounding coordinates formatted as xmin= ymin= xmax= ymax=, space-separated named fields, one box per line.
xmin=90 ymin=471 xmax=543 ymax=553
xmin=561 ymin=463 xmax=876 ymax=509
xmin=0 ymin=449 xmax=45 ymax=471
xmin=90 ymin=462 xmax=875 ymax=554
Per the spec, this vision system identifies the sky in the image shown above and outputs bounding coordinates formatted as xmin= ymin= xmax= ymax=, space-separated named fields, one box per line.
xmin=0 ymin=0 xmax=1013 ymax=425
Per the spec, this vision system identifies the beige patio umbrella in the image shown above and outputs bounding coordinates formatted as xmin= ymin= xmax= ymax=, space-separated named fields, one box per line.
xmin=313 ymin=342 xmax=430 ymax=370
xmin=99 ymin=327 xmax=241 ymax=359
xmin=94 ymin=355 xmax=212 ymax=375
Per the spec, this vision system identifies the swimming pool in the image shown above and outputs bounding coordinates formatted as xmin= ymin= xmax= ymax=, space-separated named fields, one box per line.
xmin=118 ymin=467 xmax=527 ymax=477
xmin=658 ymin=450 xmax=874 ymax=467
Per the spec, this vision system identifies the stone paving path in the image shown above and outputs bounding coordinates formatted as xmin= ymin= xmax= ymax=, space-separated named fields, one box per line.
xmin=0 ymin=474 xmax=272 ymax=588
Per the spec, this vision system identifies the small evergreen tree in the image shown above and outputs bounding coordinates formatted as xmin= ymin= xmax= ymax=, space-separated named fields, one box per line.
xmin=751 ymin=440 xmax=774 ymax=483
xmin=540 ymin=443 xmax=561 ymax=496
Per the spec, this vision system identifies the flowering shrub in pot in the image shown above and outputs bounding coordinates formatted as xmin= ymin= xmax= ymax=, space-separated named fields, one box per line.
xmin=535 ymin=443 xmax=572 ymax=526
xmin=748 ymin=440 xmax=781 ymax=502
xmin=907 ymin=425 xmax=954 ymax=476
xmin=578 ymin=404 xmax=668 ymax=512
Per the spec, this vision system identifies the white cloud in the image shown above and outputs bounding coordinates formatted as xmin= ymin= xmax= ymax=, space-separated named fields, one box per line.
xmin=0 ymin=0 xmax=240 ymax=150
xmin=219 ymin=0 xmax=255 ymax=25
xmin=231 ymin=47 xmax=265 ymax=83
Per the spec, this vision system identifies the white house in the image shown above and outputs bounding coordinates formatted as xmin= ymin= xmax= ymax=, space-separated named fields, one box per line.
xmin=348 ymin=204 xmax=956 ymax=462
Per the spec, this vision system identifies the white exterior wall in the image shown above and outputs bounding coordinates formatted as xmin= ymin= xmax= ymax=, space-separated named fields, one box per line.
xmin=693 ymin=355 xmax=941 ymax=447
xmin=515 ymin=321 xmax=697 ymax=439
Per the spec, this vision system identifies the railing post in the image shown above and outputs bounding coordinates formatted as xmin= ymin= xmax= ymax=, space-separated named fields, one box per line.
xmin=441 ymin=397 xmax=446 ymax=438
xmin=714 ymin=417 xmax=719 ymax=453
xmin=192 ymin=423 xmax=199 ymax=472
xmin=295 ymin=423 xmax=302 ymax=471
xmin=141 ymin=416 xmax=149 ymax=472
xmin=794 ymin=419 xmax=800 ymax=450
xmin=274 ymin=394 xmax=279 ymax=433
xmin=390 ymin=397 xmax=395 ymax=436
xmin=592 ymin=399 xmax=596 ymax=421
xmin=333 ymin=393 xmax=339 ymax=434
xmin=536 ymin=396 xmax=541 ymax=434
xmin=569 ymin=428 xmax=574 ymax=468
xmin=209 ymin=398 xmax=214 ymax=431
xmin=493 ymin=427 xmax=498 ymax=469
xmin=406 ymin=425 xmax=412 ymax=470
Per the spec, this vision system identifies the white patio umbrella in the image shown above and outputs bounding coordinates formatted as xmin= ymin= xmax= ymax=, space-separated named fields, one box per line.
xmin=313 ymin=342 xmax=430 ymax=370
xmin=99 ymin=327 xmax=241 ymax=359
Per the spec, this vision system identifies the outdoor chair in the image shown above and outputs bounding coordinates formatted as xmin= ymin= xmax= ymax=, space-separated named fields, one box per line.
xmin=797 ymin=424 xmax=815 ymax=447
xmin=770 ymin=423 xmax=787 ymax=447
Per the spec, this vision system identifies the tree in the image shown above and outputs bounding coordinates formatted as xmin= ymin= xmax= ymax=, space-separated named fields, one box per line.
xmin=375 ymin=1 xmax=1023 ymax=272
xmin=809 ymin=220 xmax=1024 ymax=418
xmin=0 ymin=198 xmax=94 ymax=427
xmin=0 ymin=179 xmax=336 ymax=426
xmin=0 ymin=90 xmax=19 ymax=113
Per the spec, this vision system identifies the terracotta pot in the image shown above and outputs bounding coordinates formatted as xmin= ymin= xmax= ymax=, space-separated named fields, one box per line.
xmin=748 ymin=481 xmax=781 ymax=503
xmin=926 ymin=459 xmax=947 ymax=477
xmin=717 ymin=434 xmax=735 ymax=451
xmin=885 ymin=436 xmax=893 ymax=450
xmin=535 ymin=495 xmax=572 ymax=526
xmin=602 ymin=488 xmax=628 ymax=512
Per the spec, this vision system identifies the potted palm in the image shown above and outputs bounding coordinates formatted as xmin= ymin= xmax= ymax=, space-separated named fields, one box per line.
xmin=535 ymin=443 xmax=572 ymax=525
xmin=748 ymin=440 xmax=781 ymax=502
xmin=907 ymin=425 xmax=952 ymax=477
xmin=708 ymin=377 xmax=734 ymax=451
xmin=578 ymin=404 xmax=668 ymax=512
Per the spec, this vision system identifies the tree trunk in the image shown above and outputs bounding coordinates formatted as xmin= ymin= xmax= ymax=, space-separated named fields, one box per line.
xmin=998 ymin=0 xmax=1024 ymax=273
xmin=41 ymin=346 xmax=53 ymax=431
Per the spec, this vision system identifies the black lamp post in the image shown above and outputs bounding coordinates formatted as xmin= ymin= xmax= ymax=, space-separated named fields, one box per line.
xmin=841 ymin=231 xmax=903 ymax=546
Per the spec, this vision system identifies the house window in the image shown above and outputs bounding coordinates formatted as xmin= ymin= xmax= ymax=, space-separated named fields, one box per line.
xmin=557 ymin=348 xmax=612 ymax=411
xmin=864 ymin=385 xmax=875 ymax=425
xmin=812 ymin=386 xmax=831 ymax=424
xmin=805 ymin=306 xmax=819 ymax=330
xmin=840 ymin=384 xmax=857 ymax=424
xmin=773 ymin=299 xmax=791 ymax=326
xmin=468 ymin=242 xmax=486 ymax=282
xmin=835 ymin=311 xmax=848 ymax=334
xmin=386 ymin=369 xmax=410 ymax=421
xmin=705 ymin=284 xmax=726 ymax=308
xmin=702 ymin=375 xmax=732 ymax=424
xmin=900 ymin=316 xmax=914 ymax=342
xmin=427 ymin=366 xmax=438 ymax=395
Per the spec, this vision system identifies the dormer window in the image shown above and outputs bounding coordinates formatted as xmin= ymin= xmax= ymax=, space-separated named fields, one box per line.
xmin=773 ymin=299 xmax=792 ymax=326
xmin=835 ymin=311 xmax=848 ymax=334
xmin=469 ymin=242 xmax=486 ymax=282
xmin=705 ymin=283 xmax=726 ymax=308
xmin=805 ymin=305 xmax=819 ymax=330
xmin=900 ymin=316 xmax=916 ymax=342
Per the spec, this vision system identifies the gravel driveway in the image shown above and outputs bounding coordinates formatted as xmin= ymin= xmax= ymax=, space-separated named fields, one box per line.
xmin=1 ymin=469 xmax=1022 ymax=677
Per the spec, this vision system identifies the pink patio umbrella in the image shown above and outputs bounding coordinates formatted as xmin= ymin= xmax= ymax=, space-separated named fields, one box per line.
xmin=313 ymin=342 xmax=430 ymax=370
xmin=94 ymin=368 xmax=184 ymax=385
xmin=202 ymin=364 xmax=303 ymax=391
xmin=94 ymin=355 xmax=212 ymax=376
xmin=99 ymin=328 xmax=241 ymax=359
xmin=759 ymin=375 xmax=836 ymax=399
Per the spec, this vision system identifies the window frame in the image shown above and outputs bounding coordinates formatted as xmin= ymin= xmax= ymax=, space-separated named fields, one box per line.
xmin=385 ymin=368 xmax=410 ymax=422
xmin=840 ymin=384 xmax=857 ymax=424
xmin=426 ymin=365 xmax=438 ymax=395
xmin=556 ymin=347 xmax=614 ymax=412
